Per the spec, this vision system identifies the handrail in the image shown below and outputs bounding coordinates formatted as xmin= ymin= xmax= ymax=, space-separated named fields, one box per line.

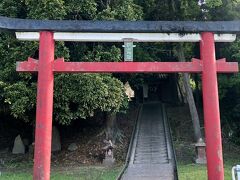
xmin=116 ymin=104 xmax=142 ymax=180
xmin=1 ymin=16 xmax=240 ymax=33
xmin=162 ymin=104 xmax=179 ymax=180
xmin=162 ymin=104 xmax=173 ymax=161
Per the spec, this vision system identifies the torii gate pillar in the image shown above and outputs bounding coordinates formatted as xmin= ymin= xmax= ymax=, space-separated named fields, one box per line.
xmin=201 ymin=32 xmax=224 ymax=180
xmin=33 ymin=31 xmax=54 ymax=180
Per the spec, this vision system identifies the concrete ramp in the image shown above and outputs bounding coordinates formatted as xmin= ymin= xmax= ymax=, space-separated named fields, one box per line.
xmin=120 ymin=103 xmax=177 ymax=180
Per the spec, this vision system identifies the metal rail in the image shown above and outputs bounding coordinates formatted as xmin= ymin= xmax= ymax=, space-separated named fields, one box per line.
xmin=162 ymin=104 xmax=178 ymax=180
xmin=117 ymin=105 xmax=143 ymax=180
xmin=1 ymin=16 xmax=240 ymax=33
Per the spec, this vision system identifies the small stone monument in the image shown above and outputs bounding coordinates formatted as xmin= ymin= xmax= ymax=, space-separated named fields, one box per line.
xmin=51 ymin=126 xmax=61 ymax=152
xmin=143 ymin=83 xmax=149 ymax=102
xmin=102 ymin=140 xmax=115 ymax=167
xmin=12 ymin=135 xmax=25 ymax=154
xmin=68 ymin=143 xmax=78 ymax=151
xmin=28 ymin=143 xmax=34 ymax=160
xmin=195 ymin=138 xmax=206 ymax=164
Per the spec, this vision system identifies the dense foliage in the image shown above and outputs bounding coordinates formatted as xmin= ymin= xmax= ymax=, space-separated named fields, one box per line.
xmin=0 ymin=0 xmax=143 ymax=125
xmin=0 ymin=0 xmax=240 ymax=144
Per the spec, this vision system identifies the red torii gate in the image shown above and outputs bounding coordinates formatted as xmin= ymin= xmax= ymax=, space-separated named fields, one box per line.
xmin=16 ymin=31 xmax=238 ymax=180
xmin=1 ymin=17 xmax=235 ymax=180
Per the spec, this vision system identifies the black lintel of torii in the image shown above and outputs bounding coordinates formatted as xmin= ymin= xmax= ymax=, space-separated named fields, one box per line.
xmin=0 ymin=16 xmax=240 ymax=33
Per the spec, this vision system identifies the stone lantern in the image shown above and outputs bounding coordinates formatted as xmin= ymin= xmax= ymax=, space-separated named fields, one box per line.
xmin=195 ymin=138 xmax=206 ymax=164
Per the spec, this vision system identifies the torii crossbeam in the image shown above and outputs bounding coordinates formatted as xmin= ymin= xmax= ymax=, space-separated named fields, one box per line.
xmin=0 ymin=16 xmax=239 ymax=180
xmin=17 ymin=57 xmax=237 ymax=73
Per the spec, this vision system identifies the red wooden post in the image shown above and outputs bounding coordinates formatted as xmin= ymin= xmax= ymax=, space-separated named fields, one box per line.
xmin=33 ymin=32 xmax=54 ymax=180
xmin=201 ymin=32 xmax=224 ymax=180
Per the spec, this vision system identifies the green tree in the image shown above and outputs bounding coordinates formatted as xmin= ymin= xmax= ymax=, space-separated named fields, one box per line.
xmin=0 ymin=0 xmax=136 ymax=126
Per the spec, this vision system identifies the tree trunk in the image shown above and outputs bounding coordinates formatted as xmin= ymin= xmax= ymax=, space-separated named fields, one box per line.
xmin=194 ymin=74 xmax=201 ymax=107
xmin=176 ymin=43 xmax=203 ymax=142
xmin=176 ymin=77 xmax=186 ymax=104
xmin=105 ymin=112 xmax=117 ymax=143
